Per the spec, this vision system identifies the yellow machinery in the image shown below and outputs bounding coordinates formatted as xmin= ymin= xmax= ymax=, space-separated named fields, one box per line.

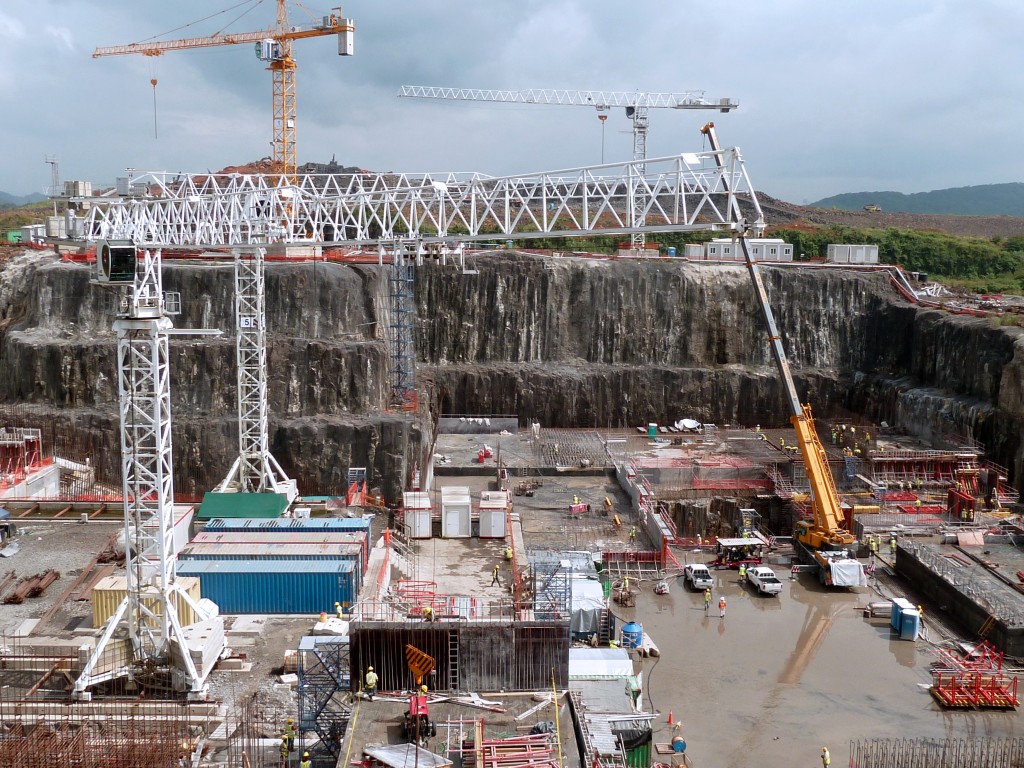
xmin=93 ymin=1 xmax=355 ymax=180
xmin=701 ymin=123 xmax=862 ymax=586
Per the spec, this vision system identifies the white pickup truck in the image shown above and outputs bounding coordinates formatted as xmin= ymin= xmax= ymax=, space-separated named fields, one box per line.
xmin=745 ymin=566 xmax=783 ymax=596
xmin=684 ymin=563 xmax=714 ymax=591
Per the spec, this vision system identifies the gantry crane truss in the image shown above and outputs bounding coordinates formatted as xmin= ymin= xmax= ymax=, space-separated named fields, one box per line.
xmin=74 ymin=245 xmax=222 ymax=699
xmin=84 ymin=148 xmax=763 ymax=247
xmin=93 ymin=2 xmax=355 ymax=179
xmin=85 ymin=145 xmax=763 ymax=408
xmin=397 ymin=86 xmax=738 ymax=248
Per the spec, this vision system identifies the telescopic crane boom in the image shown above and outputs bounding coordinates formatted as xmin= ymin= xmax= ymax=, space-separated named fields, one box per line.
xmin=700 ymin=123 xmax=862 ymax=586
xmin=93 ymin=1 xmax=355 ymax=180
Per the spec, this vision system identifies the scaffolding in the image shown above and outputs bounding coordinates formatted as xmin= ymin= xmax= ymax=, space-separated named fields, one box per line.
xmin=388 ymin=241 xmax=418 ymax=408
xmin=297 ymin=635 xmax=352 ymax=760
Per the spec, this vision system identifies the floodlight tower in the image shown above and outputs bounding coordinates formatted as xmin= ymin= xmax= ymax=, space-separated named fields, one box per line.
xmin=74 ymin=241 xmax=222 ymax=700
xmin=217 ymin=245 xmax=298 ymax=500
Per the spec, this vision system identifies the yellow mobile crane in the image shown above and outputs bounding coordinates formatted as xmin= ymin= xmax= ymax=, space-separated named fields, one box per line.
xmin=701 ymin=123 xmax=866 ymax=588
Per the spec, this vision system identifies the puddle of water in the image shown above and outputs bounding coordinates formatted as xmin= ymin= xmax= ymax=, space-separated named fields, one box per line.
xmin=619 ymin=570 xmax=1019 ymax=766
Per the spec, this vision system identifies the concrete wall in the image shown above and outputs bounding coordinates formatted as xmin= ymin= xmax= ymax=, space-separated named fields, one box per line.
xmin=895 ymin=544 xmax=1024 ymax=656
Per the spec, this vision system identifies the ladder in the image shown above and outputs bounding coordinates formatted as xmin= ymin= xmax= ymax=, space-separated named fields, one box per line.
xmin=448 ymin=628 xmax=459 ymax=691
xmin=597 ymin=608 xmax=613 ymax=644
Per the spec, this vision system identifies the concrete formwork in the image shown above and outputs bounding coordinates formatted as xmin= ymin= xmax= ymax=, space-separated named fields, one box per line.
xmin=895 ymin=541 xmax=1024 ymax=656
xmin=348 ymin=621 xmax=569 ymax=693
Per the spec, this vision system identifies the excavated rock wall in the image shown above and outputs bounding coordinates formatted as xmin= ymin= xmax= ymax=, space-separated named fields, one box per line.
xmin=1 ymin=249 xmax=1022 ymax=497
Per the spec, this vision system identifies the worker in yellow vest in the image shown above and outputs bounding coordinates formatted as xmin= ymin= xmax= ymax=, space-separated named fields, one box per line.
xmin=821 ymin=746 xmax=831 ymax=767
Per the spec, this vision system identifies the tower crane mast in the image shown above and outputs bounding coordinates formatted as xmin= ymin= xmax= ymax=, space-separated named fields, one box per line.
xmin=398 ymin=86 xmax=737 ymax=249
xmin=93 ymin=1 xmax=355 ymax=180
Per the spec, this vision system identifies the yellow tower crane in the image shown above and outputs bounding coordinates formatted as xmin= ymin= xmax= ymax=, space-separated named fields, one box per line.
xmin=93 ymin=1 xmax=355 ymax=180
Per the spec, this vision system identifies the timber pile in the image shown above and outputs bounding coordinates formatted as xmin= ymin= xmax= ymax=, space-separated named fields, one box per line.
xmin=3 ymin=569 xmax=59 ymax=604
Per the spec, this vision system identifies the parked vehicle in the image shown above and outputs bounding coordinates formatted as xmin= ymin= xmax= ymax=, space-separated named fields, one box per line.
xmin=745 ymin=566 xmax=783 ymax=595
xmin=684 ymin=563 xmax=714 ymax=590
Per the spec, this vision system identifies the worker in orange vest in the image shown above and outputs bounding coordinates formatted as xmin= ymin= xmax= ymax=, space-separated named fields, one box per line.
xmin=718 ymin=596 xmax=727 ymax=618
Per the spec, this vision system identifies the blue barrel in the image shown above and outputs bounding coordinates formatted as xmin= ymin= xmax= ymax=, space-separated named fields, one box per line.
xmin=647 ymin=423 xmax=658 ymax=437
xmin=667 ymin=246 xmax=677 ymax=257
xmin=621 ymin=621 xmax=643 ymax=649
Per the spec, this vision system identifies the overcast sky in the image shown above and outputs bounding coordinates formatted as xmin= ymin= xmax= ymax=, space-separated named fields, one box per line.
xmin=2 ymin=0 xmax=1020 ymax=202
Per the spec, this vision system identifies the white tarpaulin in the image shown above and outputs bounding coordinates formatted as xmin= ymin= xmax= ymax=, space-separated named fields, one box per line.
xmin=829 ymin=559 xmax=868 ymax=587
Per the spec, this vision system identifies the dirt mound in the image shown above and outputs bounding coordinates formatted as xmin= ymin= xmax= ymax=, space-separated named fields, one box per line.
xmin=758 ymin=193 xmax=1024 ymax=239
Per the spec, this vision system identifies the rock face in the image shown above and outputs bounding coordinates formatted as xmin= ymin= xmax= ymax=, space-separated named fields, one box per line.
xmin=1 ymin=249 xmax=1022 ymax=498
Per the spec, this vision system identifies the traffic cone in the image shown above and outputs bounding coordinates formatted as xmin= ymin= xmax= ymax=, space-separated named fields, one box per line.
xmin=667 ymin=710 xmax=674 ymax=725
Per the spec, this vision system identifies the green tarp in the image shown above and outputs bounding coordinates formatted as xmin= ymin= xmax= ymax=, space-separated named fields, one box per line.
xmin=196 ymin=492 xmax=290 ymax=520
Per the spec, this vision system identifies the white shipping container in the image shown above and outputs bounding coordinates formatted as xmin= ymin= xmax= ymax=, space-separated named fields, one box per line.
xmin=683 ymin=243 xmax=704 ymax=260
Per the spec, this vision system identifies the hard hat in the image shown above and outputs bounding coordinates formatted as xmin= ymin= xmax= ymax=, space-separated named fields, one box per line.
xmin=335 ymin=601 xmax=341 ymax=606
xmin=421 ymin=684 xmax=428 ymax=692
xmin=367 ymin=666 xmax=374 ymax=671
xmin=288 ymin=717 xmax=294 ymax=723
xmin=304 ymin=753 xmax=310 ymax=758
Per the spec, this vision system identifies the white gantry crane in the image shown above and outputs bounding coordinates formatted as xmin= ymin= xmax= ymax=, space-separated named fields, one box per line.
xmin=217 ymin=246 xmax=298 ymax=500
xmin=74 ymin=242 xmax=223 ymax=700
xmin=84 ymin=134 xmax=763 ymax=429
xmin=397 ymin=86 xmax=738 ymax=249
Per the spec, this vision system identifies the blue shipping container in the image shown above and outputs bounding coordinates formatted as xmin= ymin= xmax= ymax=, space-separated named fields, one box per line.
xmin=205 ymin=517 xmax=371 ymax=534
xmin=176 ymin=559 xmax=358 ymax=614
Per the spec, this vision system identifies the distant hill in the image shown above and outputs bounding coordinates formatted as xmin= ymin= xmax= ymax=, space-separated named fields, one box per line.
xmin=0 ymin=191 xmax=46 ymax=208
xmin=811 ymin=183 xmax=1024 ymax=217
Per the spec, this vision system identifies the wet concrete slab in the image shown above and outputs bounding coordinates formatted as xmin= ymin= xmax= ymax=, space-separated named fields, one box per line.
xmin=621 ymin=552 xmax=1021 ymax=767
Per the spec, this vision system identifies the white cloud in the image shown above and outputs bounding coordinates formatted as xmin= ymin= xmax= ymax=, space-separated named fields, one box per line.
xmin=45 ymin=25 xmax=75 ymax=52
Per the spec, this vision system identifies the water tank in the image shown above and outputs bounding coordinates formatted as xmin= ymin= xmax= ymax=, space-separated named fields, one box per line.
xmin=621 ymin=621 xmax=643 ymax=649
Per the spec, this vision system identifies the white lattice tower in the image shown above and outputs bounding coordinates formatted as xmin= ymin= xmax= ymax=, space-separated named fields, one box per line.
xmin=74 ymin=247 xmax=215 ymax=700
xmin=217 ymin=246 xmax=297 ymax=499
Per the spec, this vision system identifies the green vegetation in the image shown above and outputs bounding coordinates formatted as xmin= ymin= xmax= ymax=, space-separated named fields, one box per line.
xmin=771 ymin=225 xmax=1024 ymax=295
xmin=811 ymin=182 xmax=1024 ymax=216
xmin=528 ymin=225 xmax=1024 ymax=294
xmin=0 ymin=201 xmax=51 ymax=242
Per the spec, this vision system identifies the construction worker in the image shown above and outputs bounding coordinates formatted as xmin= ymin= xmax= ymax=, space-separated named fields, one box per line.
xmin=423 ymin=605 xmax=434 ymax=622
xmin=572 ymin=494 xmax=580 ymax=505
xmin=491 ymin=564 xmax=500 ymax=586
xmin=868 ymin=535 xmax=878 ymax=560
xmin=889 ymin=533 xmax=897 ymax=555
xmin=629 ymin=525 xmax=637 ymax=542
xmin=830 ymin=429 xmax=837 ymax=444
xmin=504 ymin=547 xmax=513 ymax=561
xmin=279 ymin=734 xmax=290 ymax=767
xmin=755 ymin=424 xmax=761 ymax=433
xmin=364 ymin=666 xmax=378 ymax=700
xmin=718 ymin=596 xmax=727 ymax=618
xmin=285 ymin=718 xmax=297 ymax=752
xmin=915 ymin=497 xmax=922 ymax=512
xmin=300 ymin=752 xmax=312 ymax=768
xmin=738 ymin=563 xmax=747 ymax=581
xmin=420 ymin=684 xmax=429 ymax=695
xmin=703 ymin=588 xmax=711 ymax=612
xmin=821 ymin=746 xmax=831 ymax=767
xmin=779 ymin=437 xmax=785 ymax=449
xmin=334 ymin=601 xmax=344 ymax=619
